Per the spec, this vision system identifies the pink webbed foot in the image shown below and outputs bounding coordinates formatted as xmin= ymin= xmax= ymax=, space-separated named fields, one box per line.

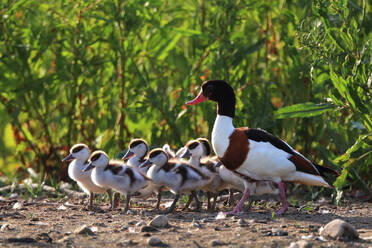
xmin=225 ymin=187 xmax=250 ymax=215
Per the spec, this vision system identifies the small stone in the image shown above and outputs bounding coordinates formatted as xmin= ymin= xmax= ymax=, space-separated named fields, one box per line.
xmin=36 ymin=233 xmax=53 ymax=243
xmin=209 ymin=239 xmax=224 ymax=246
xmin=301 ymin=234 xmax=314 ymax=240
xmin=288 ymin=240 xmax=312 ymax=248
xmin=319 ymin=219 xmax=359 ymax=240
xmin=147 ymin=236 xmax=162 ymax=246
xmin=149 ymin=215 xmax=168 ymax=228
xmin=238 ymin=218 xmax=247 ymax=225
xmin=57 ymin=205 xmax=67 ymax=211
xmin=9 ymin=193 xmax=18 ymax=199
xmin=215 ymin=212 xmax=227 ymax=220
xmin=7 ymin=237 xmax=37 ymax=243
xmin=214 ymin=226 xmax=221 ymax=231
xmin=140 ymin=225 xmax=159 ymax=233
xmin=74 ymin=225 xmax=95 ymax=235
xmin=272 ymin=227 xmax=288 ymax=236
xmin=248 ymin=219 xmax=256 ymax=224
xmin=12 ymin=202 xmax=23 ymax=210
xmin=128 ymin=220 xmax=138 ymax=225
xmin=121 ymin=226 xmax=129 ymax=231
xmin=190 ymin=221 xmax=202 ymax=228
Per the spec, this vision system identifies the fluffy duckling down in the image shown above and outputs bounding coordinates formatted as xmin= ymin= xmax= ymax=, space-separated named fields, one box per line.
xmin=84 ymin=150 xmax=152 ymax=212
xmin=140 ymin=148 xmax=211 ymax=213
xmin=62 ymin=144 xmax=109 ymax=206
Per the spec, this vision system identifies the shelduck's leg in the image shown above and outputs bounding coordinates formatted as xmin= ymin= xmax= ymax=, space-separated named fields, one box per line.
xmin=89 ymin=192 xmax=94 ymax=206
xmin=113 ymin=192 xmax=120 ymax=208
xmin=225 ymin=188 xmax=250 ymax=215
xmin=107 ymin=189 xmax=113 ymax=210
xmin=276 ymin=181 xmax=288 ymax=215
xmin=124 ymin=195 xmax=131 ymax=213
xmin=163 ymin=193 xmax=180 ymax=214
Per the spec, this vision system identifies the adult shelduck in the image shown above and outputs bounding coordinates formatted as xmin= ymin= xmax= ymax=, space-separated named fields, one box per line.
xmin=186 ymin=80 xmax=338 ymax=214
xmin=62 ymin=144 xmax=111 ymax=207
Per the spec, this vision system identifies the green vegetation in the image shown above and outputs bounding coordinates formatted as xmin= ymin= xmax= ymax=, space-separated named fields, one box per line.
xmin=0 ymin=0 xmax=371 ymax=192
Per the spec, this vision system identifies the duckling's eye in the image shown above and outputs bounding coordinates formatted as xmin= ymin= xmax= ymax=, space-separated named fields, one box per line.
xmin=188 ymin=142 xmax=199 ymax=150
xmin=72 ymin=146 xmax=84 ymax=153
xmin=91 ymin=154 xmax=100 ymax=161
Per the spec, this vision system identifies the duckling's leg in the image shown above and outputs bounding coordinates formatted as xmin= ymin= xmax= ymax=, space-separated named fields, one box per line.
xmin=275 ymin=182 xmax=288 ymax=215
xmin=226 ymin=187 xmax=250 ymax=215
xmin=192 ymin=191 xmax=202 ymax=211
xmin=206 ymin=192 xmax=211 ymax=210
xmin=124 ymin=195 xmax=131 ymax=213
xmin=182 ymin=193 xmax=194 ymax=211
xmin=155 ymin=187 xmax=163 ymax=210
xmin=89 ymin=192 xmax=95 ymax=206
xmin=163 ymin=193 xmax=180 ymax=214
xmin=107 ymin=189 xmax=113 ymax=210
xmin=113 ymin=192 xmax=121 ymax=208
xmin=210 ymin=192 xmax=218 ymax=211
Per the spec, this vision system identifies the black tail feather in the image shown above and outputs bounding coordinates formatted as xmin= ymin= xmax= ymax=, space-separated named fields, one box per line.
xmin=314 ymin=163 xmax=340 ymax=177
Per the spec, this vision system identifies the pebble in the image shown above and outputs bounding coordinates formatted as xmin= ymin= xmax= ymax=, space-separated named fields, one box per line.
xmin=12 ymin=202 xmax=23 ymax=210
xmin=74 ymin=225 xmax=95 ymax=235
xmin=209 ymin=239 xmax=224 ymax=246
xmin=272 ymin=228 xmax=288 ymax=236
xmin=128 ymin=220 xmax=138 ymax=225
xmin=190 ymin=221 xmax=202 ymax=228
xmin=215 ymin=212 xmax=227 ymax=220
xmin=288 ymin=240 xmax=312 ymax=248
xmin=149 ymin=215 xmax=168 ymax=228
xmin=238 ymin=218 xmax=247 ymax=226
xmin=147 ymin=236 xmax=162 ymax=246
xmin=140 ymin=225 xmax=159 ymax=233
xmin=319 ymin=219 xmax=359 ymax=240
xmin=57 ymin=205 xmax=67 ymax=211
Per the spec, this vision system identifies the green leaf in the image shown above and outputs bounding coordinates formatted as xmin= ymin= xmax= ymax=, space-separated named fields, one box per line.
xmin=334 ymin=134 xmax=368 ymax=163
xmin=274 ymin=102 xmax=336 ymax=119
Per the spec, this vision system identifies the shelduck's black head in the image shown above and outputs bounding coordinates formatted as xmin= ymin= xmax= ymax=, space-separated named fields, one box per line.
xmin=186 ymin=80 xmax=236 ymax=118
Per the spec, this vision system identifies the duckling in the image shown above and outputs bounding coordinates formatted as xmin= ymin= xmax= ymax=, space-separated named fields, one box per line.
xmin=140 ymin=148 xmax=211 ymax=214
xmin=62 ymin=144 xmax=111 ymax=207
xmin=122 ymin=139 xmax=149 ymax=174
xmin=181 ymin=138 xmax=224 ymax=211
xmin=84 ymin=151 xmax=151 ymax=212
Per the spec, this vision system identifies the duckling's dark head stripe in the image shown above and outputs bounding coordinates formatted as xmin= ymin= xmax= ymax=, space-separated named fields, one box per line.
xmin=187 ymin=141 xmax=199 ymax=150
xmin=197 ymin=138 xmax=211 ymax=156
xmin=149 ymin=149 xmax=165 ymax=158
xmin=130 ymin=139 xmax=147 ymax=149
xmin=91 ymin=153 xmax=101 ymax=161
xmin=72 ymin=145 xmax=85 ymax=153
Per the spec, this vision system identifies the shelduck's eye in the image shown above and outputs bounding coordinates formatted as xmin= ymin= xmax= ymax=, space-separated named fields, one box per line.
xmin=204 ymin=85 xmax=214 ymax=98
xmin=188 ymin=142 xmax=199 ymax=150
xmin=72 ymin=146 xmax=85 ymax=153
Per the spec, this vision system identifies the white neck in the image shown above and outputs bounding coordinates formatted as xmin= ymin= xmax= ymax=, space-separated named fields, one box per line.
xmin=189 ymin=156 xmax=201 ymax=167
xmin=211 ymin=115 xmax=235 ymax=157
xmin=128 ymin=156 xmax=142 ymax=167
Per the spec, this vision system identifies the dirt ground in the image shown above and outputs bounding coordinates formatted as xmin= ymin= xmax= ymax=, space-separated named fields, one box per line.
xmin=0 ymin=192 xmax=371 ymax=248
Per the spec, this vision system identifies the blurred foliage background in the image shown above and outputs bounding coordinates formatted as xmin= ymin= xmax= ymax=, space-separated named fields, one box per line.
xmin=0 ymin=0 xmax=371 ymax=193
